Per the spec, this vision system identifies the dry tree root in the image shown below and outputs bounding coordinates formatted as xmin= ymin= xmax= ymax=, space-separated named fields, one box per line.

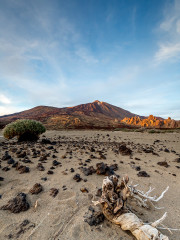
xmin=92 ymin=175 xmax=169 ymax=240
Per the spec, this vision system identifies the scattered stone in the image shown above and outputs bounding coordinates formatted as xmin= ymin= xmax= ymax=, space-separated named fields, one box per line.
xmin=164 ymin=148 xmax=170 ymax=153
xmin=7 ymin=158 xmax=15 ymax=164
xmin=2 ymin=152 xmax=11 ymax=161
xmin=96 ymin=162 xmax=118 ymax=176
xmin=70 ymin=168 xmax=75 ymax=172
xmin=84 ymin=206 xmax=104 ymax=226
xmin=47 ymin=170 xmax=54 ymax=175
xmin=1 ymin=193 xmax=29 ymax=213
xmin=80 ymin=187 xmax=89 ymax=193
xmin=41 ymin=177 xmax=47 ymax=181
xmin=73 ymin=174 xmax=82 ymax=182
xmin=52 ymin=160 xmax=60 ymax=166
xmin=49 ymin=188 xmax=59 ymax=197
xmin=137 ymin=171 xmax=150 ymax=177
xmin=17 ymin=151 xmax=26 ymax=158
xmin=37 ymin=163 xmax=45 ymax=171
xmin=135 ymin=166 xmax=141 ymax=171
xmin=29 ymin=183 xmax=43 ymax=194
xmin=157 ymin=161 xmax=169 ymax=168
xmin=0 ymin=177 xmax=4 ymax=181
xmin=18 ymin=166 xmax=30 ymax=174
xmin=174 ymin=158 xmax=180 ymax=163
xmin=47 ymin=146 xmax=53 ymax=150
xmin=81 ymin=166 xmax=96 ymax=176
xmin=119 ymin=144 xmax=132 ymax=156
xmin=2 ymin=166 xmax=10 ymax=171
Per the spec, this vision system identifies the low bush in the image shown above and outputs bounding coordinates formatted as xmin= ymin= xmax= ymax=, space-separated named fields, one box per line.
xmin=3 ymin=119 xmax=46 ymax=141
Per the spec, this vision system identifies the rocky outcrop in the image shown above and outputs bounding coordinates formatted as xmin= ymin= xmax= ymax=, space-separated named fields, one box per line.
xmin=121 ymin=115 xmax=180 ymax=128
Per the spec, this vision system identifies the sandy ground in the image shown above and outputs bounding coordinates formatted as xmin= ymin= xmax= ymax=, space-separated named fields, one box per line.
xmin=0 ymin=130 xmax=180 ymax=240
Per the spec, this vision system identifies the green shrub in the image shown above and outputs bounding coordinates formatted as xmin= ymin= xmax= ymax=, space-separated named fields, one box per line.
xmin=3 ymin=119 xmax=46 ymax=141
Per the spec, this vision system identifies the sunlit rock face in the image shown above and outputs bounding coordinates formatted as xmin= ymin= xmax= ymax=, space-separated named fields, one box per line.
xmin=121 ymin=115 xmax=180 ymax=128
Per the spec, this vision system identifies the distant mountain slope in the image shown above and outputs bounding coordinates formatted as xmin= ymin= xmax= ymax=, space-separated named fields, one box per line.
xmin=0 ymin=100 xmax=137 ymax=129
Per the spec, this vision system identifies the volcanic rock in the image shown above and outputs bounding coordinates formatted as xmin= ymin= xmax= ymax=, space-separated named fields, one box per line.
xmin=49 ymin=188 xmax=59 ymax=197
xmin=1 ymin=193 xmax=30 ymax=213
xmin=119 ymin=144 xmax=132 ymax=156
xmin=29 ymin=183 xmax=43 ymax=194
xmin=157 ymin=161 xmax=169 ymax=168
xmin=81 ymin=166 xmax=96 ymax=176
xmin=37 ymin=163 xmax=45 ymax=171
xmin=73 ymin=174 xmax=82 ymax=182
xmin=84 ymin=206 xmax=104 ymax=226
xmin=137 ymin=171 xmax=150 ymax=177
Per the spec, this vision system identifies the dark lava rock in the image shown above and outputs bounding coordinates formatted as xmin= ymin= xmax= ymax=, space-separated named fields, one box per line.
xmin=2 ymin=166 xmax=10 ymax=171
xmin=135 ymin=166 xmax=141 ymax=171
xmin=109 ymin=163 xmax=118 ymax=171
xmin=17 ymin=151 xmax=26 ymax=158
xmin=70 ymin=168 xmax=75 ymax=172
xmin=164 ymin=148 xmax=170 ymax=153
xmin=37 ymin=163 xmax=45 ymax=171
xmin=1 ymin=193 xmax=29 ymax=213
xmin=18 ymin=165 xmax=30 ymax=174
xmin=29 ymin=183 xmax=43 ymax=194
xmin=52 ymin=160 xmax=60 ymax=166
xmin=47 ymin=146 xmax=54 ymax=150
xmin=119 ymin=144 xmax=132 ymax=156
xmin=2 ymin=152 xmax=11 ymax=161
xmin=157 ymin=161 xmax=169 ymax=168
xmin=47 ymin=170 xmax=54 ymax=175
xmin=7 ymin=158 xmax=15 ymax=164
xmin=12 ymin=161 xmax=18 ymax=168
xmin=22 ymin=158 xmax=32 ymax=164
xmin=81 ymin=166 xmax=96 ymax=176
xmin=96 ymin=162 xmax=118 ymax=176
xmin=174 ymin=158 xmax=180 ymax=163
xmin=99 ymin=153 xmax=106 ymax=160
xmin=73 ymin=174 xmax=82 ymax=182
xmin=84 ymin=206 xmax=104 ymax=226
xmin=0 ymin=177 xmax=4 ymax=181
xmin=39 ymin=154 xmax=48 ymax=162
xmin=41 ymin=177 xmax=47 ymax=181
xmin=49 ymin=188 xmax=59 ymax=197
xmin=137 ymin=171 xmax=150 ymax=177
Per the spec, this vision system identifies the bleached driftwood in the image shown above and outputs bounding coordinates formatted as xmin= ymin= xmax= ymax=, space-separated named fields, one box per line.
xmin=93 ymin=175 xmax=169 ymax=240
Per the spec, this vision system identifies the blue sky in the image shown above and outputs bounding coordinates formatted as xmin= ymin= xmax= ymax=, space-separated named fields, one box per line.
xmin=0 ymin=0 xmax=180 ymax=119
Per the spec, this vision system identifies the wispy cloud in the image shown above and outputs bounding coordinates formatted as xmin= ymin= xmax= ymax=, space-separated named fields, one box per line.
xmin=155 ymin=42 xmax=180 ymax=63
xmin=154 ymin=0 xmax=180 ymax=64
xmin=0 ymin=94 xmax=11 ymax=104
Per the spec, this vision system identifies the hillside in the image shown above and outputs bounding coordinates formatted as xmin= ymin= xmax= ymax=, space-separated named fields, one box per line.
xmin=0 ymin=100 xmax=137 ymax=129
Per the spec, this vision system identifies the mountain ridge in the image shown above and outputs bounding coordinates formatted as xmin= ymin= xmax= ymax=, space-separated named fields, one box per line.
xmin=0 ymin=100 xmax=137 ymax=129
xmin=0 ymin=100 xmax=179 ymax=129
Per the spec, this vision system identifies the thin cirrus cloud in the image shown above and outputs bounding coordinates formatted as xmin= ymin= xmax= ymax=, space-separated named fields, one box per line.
xmin=154 ymin=0 xmax=180 ymax=64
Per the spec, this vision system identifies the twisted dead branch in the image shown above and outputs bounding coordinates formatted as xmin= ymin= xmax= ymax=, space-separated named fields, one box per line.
xmin=93 ymin=175 xmax=169 ymax=240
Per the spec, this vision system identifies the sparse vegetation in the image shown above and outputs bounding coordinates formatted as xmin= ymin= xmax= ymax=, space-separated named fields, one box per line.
xmin=3 ymin=119 xmax=46 ymax=141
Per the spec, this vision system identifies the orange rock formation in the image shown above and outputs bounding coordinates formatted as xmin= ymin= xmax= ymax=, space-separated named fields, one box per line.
xmin=121 ymin=115 xmax=180 ymax=128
